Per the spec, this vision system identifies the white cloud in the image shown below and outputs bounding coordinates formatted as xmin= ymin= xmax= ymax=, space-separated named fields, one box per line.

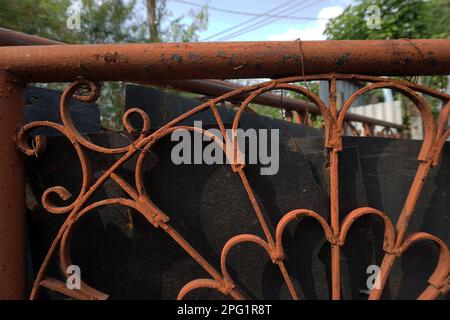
xmin=268 ymin=26 xmax=324 ymax=41
xmin=267 ymin=6 xmax=343 ymax=41
xmin=317 ymin=6 xmax=345 ymax=20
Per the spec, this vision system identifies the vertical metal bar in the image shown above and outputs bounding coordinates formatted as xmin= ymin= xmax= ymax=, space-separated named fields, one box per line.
xmin=330 ymin=149 xmax=341 ymax=300
xmin=394 ymin=162 xmax=433 ymax=246
xmin=328 ymin=77 xmax=341 ymax=300
xmin=0 ymin=70 xmax=25 ymax=299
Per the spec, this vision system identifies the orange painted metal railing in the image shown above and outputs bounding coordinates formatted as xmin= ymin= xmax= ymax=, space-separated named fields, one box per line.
xmin=0 ymin=29 xmax=448 ymax=299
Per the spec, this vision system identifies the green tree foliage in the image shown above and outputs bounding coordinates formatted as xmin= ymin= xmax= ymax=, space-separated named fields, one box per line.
xmin=1 ymin=0 xmax=72 ymax=42
xmin=80 ymin=0 xmax=145 ymax=43
xmin=0 ymin=0 xmax=208 ymax=44
xmin=324 ymin=0 xmax=450 ymax=40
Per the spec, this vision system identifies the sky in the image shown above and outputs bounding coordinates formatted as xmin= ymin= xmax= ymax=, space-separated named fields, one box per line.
xmin=164 ymin=0 xmax=353 ymax=41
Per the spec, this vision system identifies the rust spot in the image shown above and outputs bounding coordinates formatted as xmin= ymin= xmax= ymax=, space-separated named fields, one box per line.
xmin=189 ymin=53 xmax=201 ymax=63
xmin=336 ymin=53 xmax=350 ymax=67
xmin=229 ymin=53 xmax=238 ymax=66
xmin=217 ymin=51 xmax=227 ymax=58
xmin=427 ymin=52 xmax=437 ymax=67
xmin=104 ymin=52 xmax=119 ymax=64
xmin=403 ymin=57 xmax=413 ymax=65
xmin=79 ymin=62 xmax=88 ymax=71
xmin=144 ymin=65 xmax=155 ymax=73
xmin=171 ymin=54 xmax=183 ymax=63
xmin=119 ymin=55 xmax=128 ymax=63
xmin=283 ymin=54 xmax=300 ymax=62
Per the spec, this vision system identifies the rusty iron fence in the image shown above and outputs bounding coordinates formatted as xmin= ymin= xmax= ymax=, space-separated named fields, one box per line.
xmin=0 ymin=29 xmax=449 ymax=299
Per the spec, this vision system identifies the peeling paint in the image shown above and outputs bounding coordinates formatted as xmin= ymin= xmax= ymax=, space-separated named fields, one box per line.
xmin=217 ymin=51 xmax=227 ymax=58
xmin=104 ymin=52 xmax=120 ymax=64
xmin=188 ymin=53 xmax=201 ymax=63
xmin=427 ymin=52 xmax=437 ymax=67
xmin=336 ymin=53 xmax=350 ymax=67
xmin=171 ymin=54 xmax=183 ymax=63
xmin=282 ymin=54 xmax=300 ymax=62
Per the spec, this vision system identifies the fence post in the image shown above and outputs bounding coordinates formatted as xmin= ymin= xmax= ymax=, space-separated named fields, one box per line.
xmin=0 ymin=70 xmax=25 ymax=299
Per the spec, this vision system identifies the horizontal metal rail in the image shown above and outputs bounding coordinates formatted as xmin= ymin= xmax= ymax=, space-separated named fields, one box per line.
xmin=0 ymin=27 xmax=62 ymax=46
xmin=1 ymin=39 xmax=450 ymax=82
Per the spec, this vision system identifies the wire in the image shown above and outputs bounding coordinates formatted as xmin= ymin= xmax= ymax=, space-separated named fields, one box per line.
xmin=170 ymin=0 xmax=326 ymax=21
xmin=297 ymin=37 xmax=310 ymax=125
xmin=201 ymin=0 xmax=298 ymax=41
xmin=217 ymin=0 xmax=322 ymax=41
xmin=216 ymin=0 xmax=313 ymax=41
